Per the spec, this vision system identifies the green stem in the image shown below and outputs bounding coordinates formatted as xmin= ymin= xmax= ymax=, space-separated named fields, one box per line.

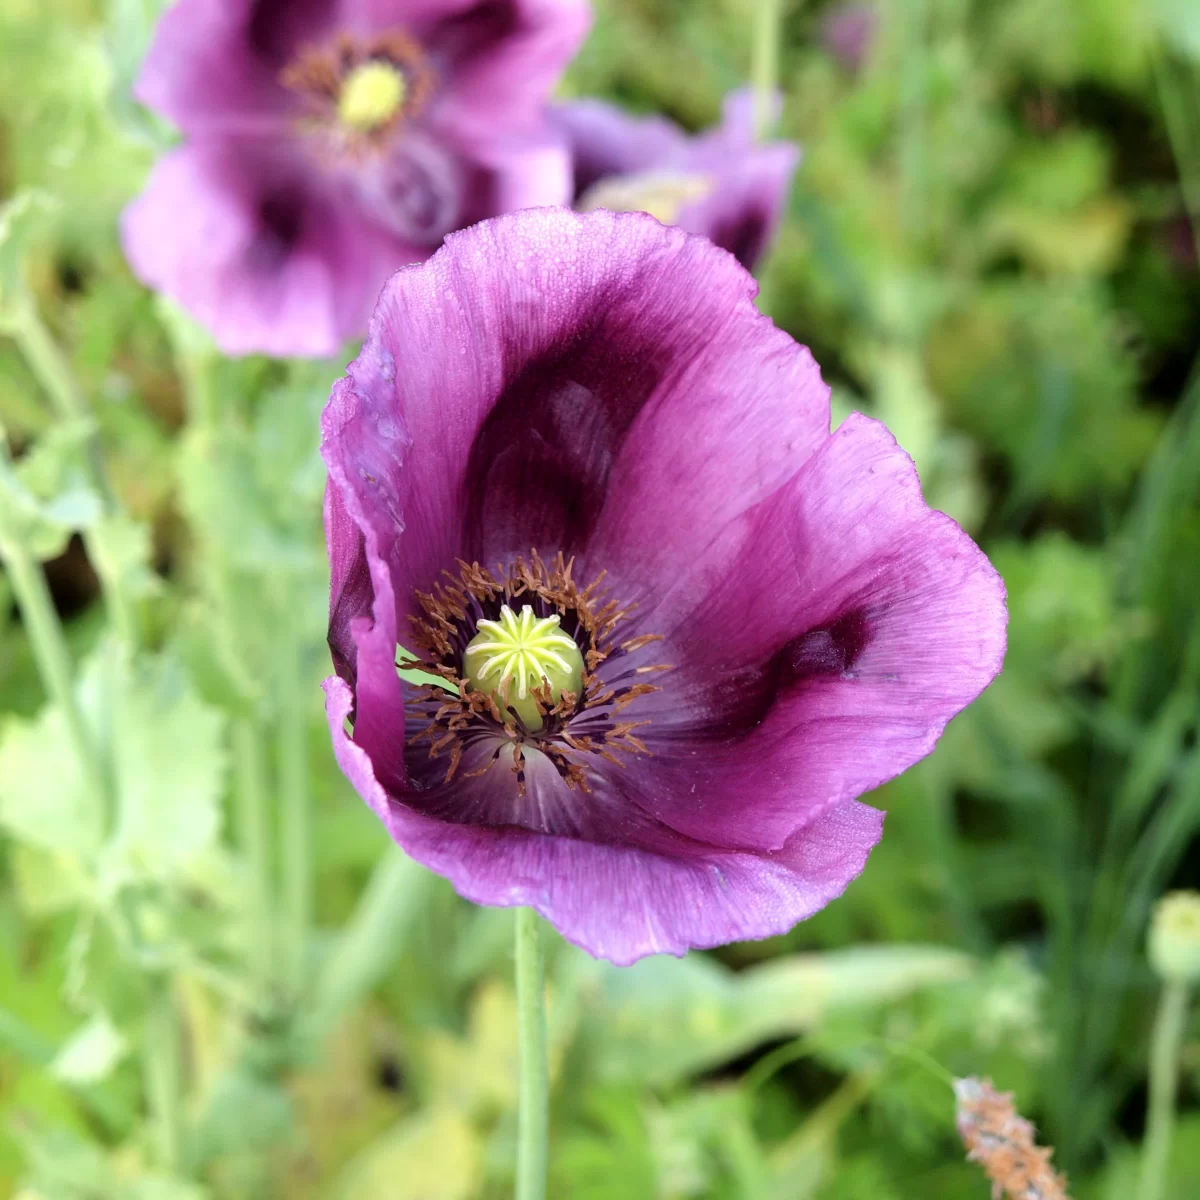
xmin=766 ymin=1069 xmax=878 ymax=1181
xmin=234 ymin=718 xmax=275 ymax=1003
xmin=176 ymin=342 xmax=220 ymax=432
xmin=8 ymin=299 xmax=92 ymax=425
xmin=173 ymin=338 xmax=276 ymax=1011
xmin=751 ymin=0 xmax=785 ymax=140
xmin=0 ymin=1005 xmax=132 ymax=1132
xmin=278 ymin=640 xmax=311 ymax=1003
xmin=144 ymin=980 xmax=185 ymax=1174
xmin=0 ymin=524 xmax=107 ymax=810
xmin=306 ymin=849 xmax=435 ymax=1043
xmin=515 ymin=907 xmax=548 ymax=1200
xmin=897 ymin=0 xmax=928 ymax=242
xmin=8 ymin=298 xmax=136 ymax=643
xmin=1138 ymin=980 xmax=1191 ymax=1200
xmin=1154 ymin=53 xmax=1200 ymax=265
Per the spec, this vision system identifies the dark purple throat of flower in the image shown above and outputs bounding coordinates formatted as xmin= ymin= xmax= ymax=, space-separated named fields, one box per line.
xmin=399 ymin=552 xmax=670 ymax=795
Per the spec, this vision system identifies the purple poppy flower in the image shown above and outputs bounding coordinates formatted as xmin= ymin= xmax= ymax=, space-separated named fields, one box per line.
xmin=552 ymin=90 xmax=799 ymax=272
xmin=821 ymin=3 xmax=876 ymax=73
xmin=121 ymin=0 xmax=589 ymax=357
xmin=322 ymin=207 xmax=1006 ymax=965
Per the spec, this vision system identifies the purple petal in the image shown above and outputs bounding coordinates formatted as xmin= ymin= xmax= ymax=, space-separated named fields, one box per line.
xmin=713 ymin=88 xmax=762 ymax=142
xmin=425 ymin=0 xmax=592 ymax=138
xmin=135 ymin=0 xmax=331 ymax=134
xmin=321 ymin=210 xmax=1005 ymax=961
xmin=325 ymin=481 xmax=373 ymax=685
xmin=686 ymin=90 xmax=799 ymax=269
xmin=324 ymin=207 xmax=829 ymax=611
xmin=321 ymin=371 xmax=413 ymax=791
xmin=557 ymin=91 xmax=799 ymax=271
xmin=121 ymin=141 xmax=420 ymax=358
xmin=617 ymin=413 xmax=1007 ymax=851
xmin=340 ymin=0 xmax=488 ymax=20
xmin=443 ymin=126 xmax=577 ymax=224
xmin=553 ymin=100 xmax=688 ymax=194
xmin=351 ymin=131 xmax=473 ymax=248
xmin=325 ymin=674 xmax=884 ymax=964
xmin=822 ymin=3 xmax=877 ymax=73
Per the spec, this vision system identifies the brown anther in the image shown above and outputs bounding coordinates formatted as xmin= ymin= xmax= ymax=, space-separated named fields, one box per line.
xmin=620 ymin=633 xmax=665 ymax=653
xmin=613 ymin=683 xmax=661 ymax=713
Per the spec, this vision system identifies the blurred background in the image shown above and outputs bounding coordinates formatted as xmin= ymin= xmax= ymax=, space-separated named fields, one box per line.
xmin=1 ymin=0 xmax=1199 ymax=1196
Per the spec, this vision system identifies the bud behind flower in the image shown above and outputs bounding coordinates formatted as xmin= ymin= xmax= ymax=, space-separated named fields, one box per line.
xmin=1148 ymin=890 xmax=1200 ymax=984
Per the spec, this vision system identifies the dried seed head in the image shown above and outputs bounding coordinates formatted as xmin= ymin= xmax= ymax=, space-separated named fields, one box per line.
xmin=954 ymin=1076 xmax=1070 ymax=1200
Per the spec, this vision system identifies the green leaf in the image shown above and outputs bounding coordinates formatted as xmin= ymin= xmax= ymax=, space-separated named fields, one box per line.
xmin=1086 ymin=1114 xmax=1200 ymax=1199
xmin=576 ymin=945 xmax=974 ymax=1087
xmin=12 ymin=1123 xmax=120 ymax=1199
xmin=126 ymin=1181 xmax=209 ymax=1200
xmin=0 ymin=190 xmax=57 ymax=317
xmin=11 ymin=1122 xmax=208 ymax=1200
xmin=326 ymin=1110 xmax=482 ymax=1200
xmin=9 ymin=844 xmax=85 ymax=915
xmin=1157 ymin=0 xmax=1200 ymax=58
xmin=0 ymin=645 xmax=226 ymax=882
xmin=0 ymin=424 xmax=102 ymax=561
xmin=109 ymin=652 xmax=227 ymax=871
xmin=86 ymin=515 xmax=160 ymax=603
xmin=189 ymin=1069 xmax=294 ymax=1168
xmin=50 ymin=1012 xmax=126 ymax=1086
xmin=0 ymin=704 xmax=103 ymax=857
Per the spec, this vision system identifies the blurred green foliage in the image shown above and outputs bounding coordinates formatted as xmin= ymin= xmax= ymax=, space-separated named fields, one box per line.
xmin=2 ymin=0 xmax=1200 ymax=1196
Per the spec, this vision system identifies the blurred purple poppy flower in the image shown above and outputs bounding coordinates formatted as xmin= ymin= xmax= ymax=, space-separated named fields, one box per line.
xmin=821 ymin=3 xmax=876 ymax=73
xmin=553 ymin=90 xmax=799 ymax=272
xmin=322 ymin=207 xmax=1006 ymax=965
xmin=121 ymin=0 xmax=589 ymax=357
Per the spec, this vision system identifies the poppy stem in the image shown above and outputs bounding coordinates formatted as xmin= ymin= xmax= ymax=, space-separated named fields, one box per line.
xmin=305 ymin=849 xmax=435 ymax=1043
xmin=7 ymin=294 xmax=137 ymax=644
xmin=234 ymin=717 xmax=275 ymax=1002
xmin=751 ymin=0 xmax=784 ymax=140
xmin=514 ymin=906 xmax=548 ymax=1200
xmin=1137 ymin=979 xmax=1191 ymax=1200
xmin=143 ymin=977 xmax=185 ymax=1174
xmin=0 ymin=485 xmax=109 ymax=816
xmin=277 ymin=637 xmax=311 ymax=1004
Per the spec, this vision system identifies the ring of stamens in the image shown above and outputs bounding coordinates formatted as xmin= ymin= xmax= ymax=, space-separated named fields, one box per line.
xmin=281 ymin=30 xmax=437 ymax=158
xmin=400 ymin=551 xmax=671 ymax=793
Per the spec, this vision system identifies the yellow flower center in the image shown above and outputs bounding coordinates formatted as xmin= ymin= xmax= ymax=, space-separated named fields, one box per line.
xmin=577 ymin=169 xmax=714 ymax=226
xmin=463 ymin=604 xmax=585 ymax=732
xmin=338 ymin=60 xmax=407 ymax=131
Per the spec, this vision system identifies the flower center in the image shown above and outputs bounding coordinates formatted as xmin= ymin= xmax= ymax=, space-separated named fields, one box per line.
xmin=281 ymin=31 xmax=436 ymax=158
xmin=463 ymin=604 xmax=585 ymax=733
xmin=577 ymin=170 xmax=714 ymax=226
xmin=338 ymin=60 xmax=407 ymax=131
xmin=401 ymin=552 xmax=670 ymax=792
